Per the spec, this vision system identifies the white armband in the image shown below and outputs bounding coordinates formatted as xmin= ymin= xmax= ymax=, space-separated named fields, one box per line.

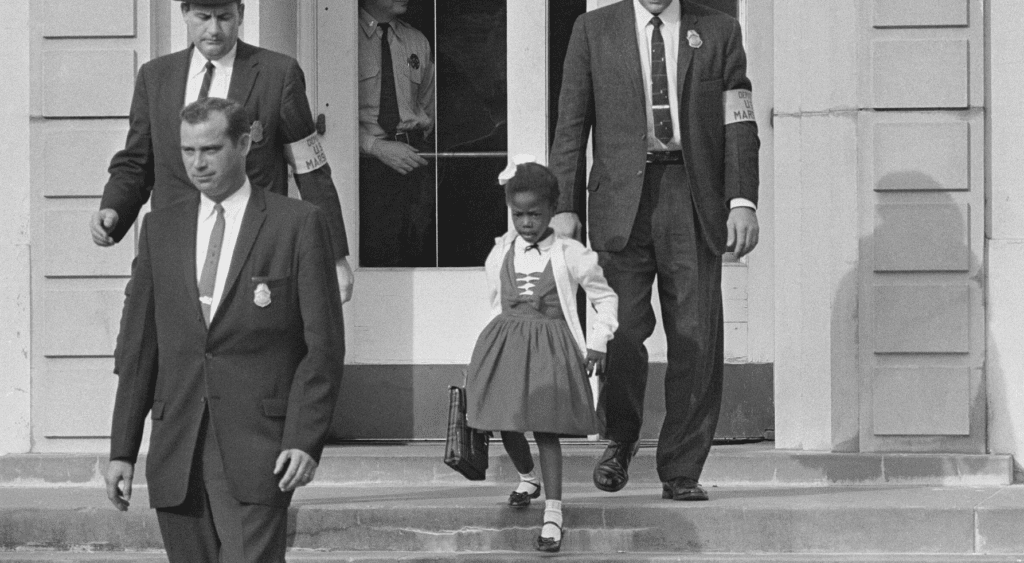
xmin=284 ymin=132 xmax=329 ymax=174
xmin=724 ymin=89 xmax=756 ymax=125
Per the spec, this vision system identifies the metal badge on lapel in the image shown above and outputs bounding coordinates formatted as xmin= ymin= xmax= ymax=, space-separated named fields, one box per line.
xmin=687 ymin=30 xmax=703 ymax=49
xmin=254 ymin=282 xmax=271 ymax=308
xmin=250 ymin=120 xmax=264 ymax=143
xmin=408 ymin=53 xmax=420 ymax=70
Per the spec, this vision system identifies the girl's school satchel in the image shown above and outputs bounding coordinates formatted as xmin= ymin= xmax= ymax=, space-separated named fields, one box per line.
xmin=444 ymin=385 xmax=490 ymax=480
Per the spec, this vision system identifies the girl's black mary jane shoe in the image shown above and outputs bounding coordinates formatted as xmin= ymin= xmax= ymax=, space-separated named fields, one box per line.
xmin=535 ymin=522 xmax=562 ymax=553
xmin=508 ymin=482 xmax=541 ymax=508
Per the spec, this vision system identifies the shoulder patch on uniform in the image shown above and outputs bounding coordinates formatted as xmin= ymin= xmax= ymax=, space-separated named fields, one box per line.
xmin=284 ymin=132 xmax=328 ymax=174
xmin=724 ymin=89 xmax=756 ymax=125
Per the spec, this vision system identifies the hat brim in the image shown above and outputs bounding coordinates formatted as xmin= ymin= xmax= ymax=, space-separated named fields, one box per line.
xmin=176 ymin=0 xmax=240 ymax=5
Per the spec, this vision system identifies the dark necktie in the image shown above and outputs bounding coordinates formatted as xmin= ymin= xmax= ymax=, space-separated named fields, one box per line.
xmin=198 ymin=203 xmax=226 ymax=326
xmin=650 ymin=16 xmax=674 ymax=145
xmin=377 ymin=23 xmax=401 ymax=135
xmin=525 ymin=242 xmax=542 ymax=254
xmin=198 ymin=60 xmax=215 ymax=100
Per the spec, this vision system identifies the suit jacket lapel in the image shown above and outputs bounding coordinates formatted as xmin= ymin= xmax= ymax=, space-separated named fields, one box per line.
xmin=170 ymin=46 xmax=192 ymax=110
xmin=677 ymin=2 xmax=698 ymax=103
xmin=173 ymin=194 xmax=203 ymax=329
xmin=215 ymin=186 xmax=267 ymax=325
xmin=614 ymin=1 xmax=645 ymax=115
xmin=228 ymin=41 xmax=260 ymax=107
xmin=159 ymin=47 xmax=192 ymax=178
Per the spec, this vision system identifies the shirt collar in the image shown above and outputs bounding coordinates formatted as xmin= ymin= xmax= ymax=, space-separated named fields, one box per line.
xmin=633 ymin=0 xmax=681 ymax=31
xmin=200 ymin=178 xmax=251 ymax=220
xmin=359 ymin=7 xmax=407 ymax=40
xmin=515 ymin=230 xmax=555 ymax=253
xmin=188 ymin=41 xmax=238 ymax=80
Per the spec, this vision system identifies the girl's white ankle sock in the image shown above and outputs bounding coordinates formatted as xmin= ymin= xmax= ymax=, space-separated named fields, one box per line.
xmin=515 ymin=471 xmax=540 ymax=494
xmin=542 ymin=499 xmax=563 ymax=540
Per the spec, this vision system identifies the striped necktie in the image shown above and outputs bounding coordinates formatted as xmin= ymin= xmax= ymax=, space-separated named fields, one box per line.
xmin=650 ymin=16 xmax=673 ymax=145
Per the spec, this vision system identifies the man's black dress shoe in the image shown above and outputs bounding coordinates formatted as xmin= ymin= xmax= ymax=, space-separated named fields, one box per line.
xmin=662 ymin=477 xmax=709 ymax=501
xmin=593 ymin=440 xmax=639 ymax=492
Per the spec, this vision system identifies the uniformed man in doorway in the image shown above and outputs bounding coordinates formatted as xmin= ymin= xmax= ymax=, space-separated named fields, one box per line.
xmin=358 ymin=0 xmax=437 ymax=266
xmin=91 ymin=0 xmax=354 ymax=301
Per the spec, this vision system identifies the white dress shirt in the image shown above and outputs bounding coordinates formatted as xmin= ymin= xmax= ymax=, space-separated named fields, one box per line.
xmin=514 ymin=232 xmax=554 ymax=272
xmin=513 ymin=232 xmax=555 ymax=296
xmin=185 ymin=42 xmax=237 ymax=104
xmin=196 ymin=180 xmax=251 ymax=320
xmin=633 ymin=0 xmax=755 ymax=210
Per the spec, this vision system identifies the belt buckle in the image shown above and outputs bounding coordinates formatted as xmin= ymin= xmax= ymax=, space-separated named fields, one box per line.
xmin=394 ymin=131 xmax=413 ymax=145
xmin=647 ymin=151 xmax=681 ymax=164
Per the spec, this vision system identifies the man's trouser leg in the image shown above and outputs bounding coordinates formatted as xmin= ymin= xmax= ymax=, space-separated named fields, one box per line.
xmin=598 ymin=164 xmax=663 ymax=444
xmin=646 ymin=164 xmax=724 ymax=483
xmin=157 ymin=412 xmax=288 ymax=563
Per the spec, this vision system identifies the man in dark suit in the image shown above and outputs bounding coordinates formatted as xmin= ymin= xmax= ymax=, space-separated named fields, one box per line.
xmin=104 ymin=97 xmax=344 ymax=562
xmin=90 ymin=0 xmax=353 ymax=301
xmin=549 ymin=0 xmax=760 ymax=501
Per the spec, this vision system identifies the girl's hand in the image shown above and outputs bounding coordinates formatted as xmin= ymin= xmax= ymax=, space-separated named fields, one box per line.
xmin=586 ymin=349 xmax=606 ymax=377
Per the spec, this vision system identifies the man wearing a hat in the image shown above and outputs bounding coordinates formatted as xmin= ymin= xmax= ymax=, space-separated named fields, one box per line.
xmin=90 ymin=0 xmax=353 ymax=301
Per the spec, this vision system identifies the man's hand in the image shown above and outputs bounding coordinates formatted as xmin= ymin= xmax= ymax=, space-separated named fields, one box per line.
xmin=336 ymin=257 xmax=354 ymax=304
xmin=370 ymin=140 xmax=428 ymax=175
xmin=105 ymin=460 xmax=134 ymax=511
xmin=274 ymin=449 xmax=318 ymax=492
xmin=91 ymin=209 xmax=120 ymax=247
xmin=726 ymin=207 xmax=759 ymax=258
xmin=585 ymin=349 xmax=606 ymax=377
xmin=550 ymin=212 xmax=582 ymax=240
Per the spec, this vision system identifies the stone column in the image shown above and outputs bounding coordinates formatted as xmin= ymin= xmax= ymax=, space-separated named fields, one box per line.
xmin=772 ymin=0 xmax=861 ymax=451
xmin=987 ymin=1 xmax=1024 ymax=479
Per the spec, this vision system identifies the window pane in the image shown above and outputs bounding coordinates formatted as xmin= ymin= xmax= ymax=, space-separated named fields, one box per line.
xmin=435 ymin=0 xmax=508 ymax=267
xmin=437 ymin=156 xmax=507 ymax=267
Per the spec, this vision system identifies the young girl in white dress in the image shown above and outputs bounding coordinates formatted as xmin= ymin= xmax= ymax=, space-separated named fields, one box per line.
xmin=466 ymin=157 xmax=618 ymax=553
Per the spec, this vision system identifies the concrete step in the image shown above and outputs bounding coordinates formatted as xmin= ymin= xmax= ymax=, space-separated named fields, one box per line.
xmin=2 ymin=553 xmax=1024 ymax=563
xmin=0 ymin=443 xmax=1013 ymax=488
xmin=1 ymin=484 xmax=1023 ymax=555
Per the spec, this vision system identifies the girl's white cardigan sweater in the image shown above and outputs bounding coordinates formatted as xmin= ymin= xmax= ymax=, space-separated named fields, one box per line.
xmin=484 ymin=231 xmax=619 ymax=355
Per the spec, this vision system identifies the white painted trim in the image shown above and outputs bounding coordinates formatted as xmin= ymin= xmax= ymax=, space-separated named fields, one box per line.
xmin=241 ymin=0 xmax=259 ymax=46
xmin=171 ymin=3 xmax=187 ymax=52
xmin=508 ymin=1 xmax=548 ymax=163
xmin=0 ymin=0 xmax=33 ymax=454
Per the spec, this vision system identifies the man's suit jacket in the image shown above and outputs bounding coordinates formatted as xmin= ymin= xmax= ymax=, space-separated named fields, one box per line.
xmin=101 ymin=41 xmax=349 ymax=259
xmin=549 ymin=0 xmax=759 ymax=255
xmin=109 ymin=187 xmax=345 ymax=508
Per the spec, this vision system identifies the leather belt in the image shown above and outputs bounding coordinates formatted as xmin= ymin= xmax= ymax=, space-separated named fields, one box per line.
xmin=646 ymin=150 xmax=684 ymax=164
xmin=385 ymin=130 xmax=423 ymax=145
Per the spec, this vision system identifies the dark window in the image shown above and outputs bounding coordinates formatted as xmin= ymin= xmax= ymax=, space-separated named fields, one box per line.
xmin=358 ymin=0 xmax=508 ymax=268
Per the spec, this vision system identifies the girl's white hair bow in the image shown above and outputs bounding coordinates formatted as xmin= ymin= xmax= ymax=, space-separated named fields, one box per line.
xmin=497 ymin=154 xmax=538 ymax=186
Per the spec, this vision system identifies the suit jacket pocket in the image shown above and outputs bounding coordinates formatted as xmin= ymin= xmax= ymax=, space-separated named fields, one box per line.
xmin=151 ymin=401 xmax=165 ymax=420
xmin=262 ymin=398 xmax=288 ymax=418
xmin=249 ymin=276 xmax=294 ymax=327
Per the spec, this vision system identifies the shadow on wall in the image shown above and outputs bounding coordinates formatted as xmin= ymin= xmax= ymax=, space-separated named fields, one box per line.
xmin=815 ymin=170 xmax=987 ymax=480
